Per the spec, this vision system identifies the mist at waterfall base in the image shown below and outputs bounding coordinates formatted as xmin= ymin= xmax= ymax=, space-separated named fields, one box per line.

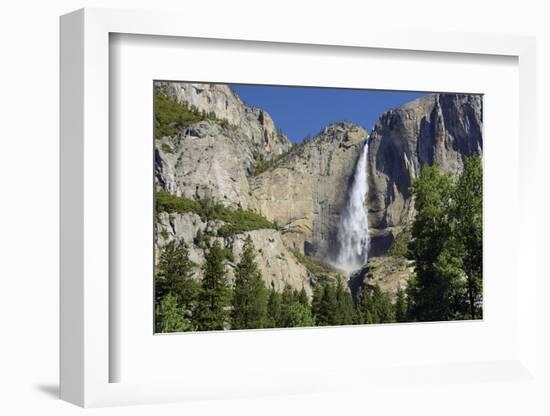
xmin=333 ymin=140 xmax=370 ymax=275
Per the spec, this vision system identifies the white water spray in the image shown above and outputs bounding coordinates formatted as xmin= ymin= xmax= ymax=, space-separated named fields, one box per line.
xmin=334 ymin=140 xmax=370 ymax=274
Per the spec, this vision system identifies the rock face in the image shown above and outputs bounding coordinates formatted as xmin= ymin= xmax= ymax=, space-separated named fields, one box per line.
xmin=349 ymin=256 xmax=414 ymax=301
xmin=229 ymin=230 xmax=312 ymax=295
xmin=156 ymin=212 xmax=312 ymax=295
xmin=154 ymin=82 xmax=316 ymax=293
xmin=367 ymin=94 xmax=482 ymax=255
xmin=154 ymin=82 xmax=482 ymax=295
xmin=156 ymin=212 xmax=207 ymax=266
xmin=155 ymin=83 xmax=293 ymax=210
xmin=251 ymin=123 xmax=368 ymax=260
xmin=157 ymin=82 xmax=291 ymax=157
xmin=155 ymin=121 xmax=258 ymax=210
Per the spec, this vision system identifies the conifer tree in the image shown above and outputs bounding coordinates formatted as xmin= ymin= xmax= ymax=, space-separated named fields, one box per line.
xmin=406 ymin=159 xmax=484 ymax=322
xmin=311 ymin=283 xmax=325 ymax=322
xmin=231 ymin=236 xmax=268 ymax=329
xmin=278 ymin=285 xmax=295 ymax=327
xmin=315 ymin=282 xmax=337 ymax=326
xmin=394 ymin=287 xmax=407 ymax=323
xmin=266 ymin=288 xmax=282 ymax=328
xmin=280 ymin=302 xmax=315 ymax=327
xmin=334 ymin=279 xmax=356 ymax=325
xmin=371 ymin=285 xmax=395 ymax=323
xmin=297 ymin=287 xmax=309 ymax=309
xmin=359 ymin=288 xmax=375 ymax=324
xmin=453 ymin=156 xmax=483 ymax=319
xmin=281 ymin=285 xmax=295 ymax=305
xmin=155 ymin=239 xmax=198 ymax=318
xmin=279 ymin=285 xmax=315 ymax=327
xmin=358 ymin=285 xmax=394 ymax=324
xmin=407 ymin=164 xmax=459 ymax=321
xmin=155 ymin=293 xmax=191 ymax=333
xmin=195 ymin=240 xmax=231 ymax=331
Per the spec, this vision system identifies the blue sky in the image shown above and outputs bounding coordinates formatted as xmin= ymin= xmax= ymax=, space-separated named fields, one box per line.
xmin=232 ymin=84 xmax=427 ymax=143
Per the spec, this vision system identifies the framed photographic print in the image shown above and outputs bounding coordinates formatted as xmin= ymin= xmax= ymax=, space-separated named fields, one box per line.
xmin=60 ymin=8 xmax=538 ymax=408
xmin=151 ymin=80 xmax=483 ymax=335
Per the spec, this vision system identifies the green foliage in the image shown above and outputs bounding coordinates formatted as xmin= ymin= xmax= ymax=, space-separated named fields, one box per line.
xmin=231 ymin=236 xmax=268 ymax=329
xmin=432 ymin=248 xmax=469 ymax=319
xmin=195 ymin=241 xmax=231 ymax=331
xmin=159 ymin=227 xmax=169 ymax=240
xmin=196 ymin=197 xmax=222 ymax=220
xmin=387 ymin=228 xmax=412 ymax=258
xmin=155 ymin=293 xmax=191 ymax=333
xmin=216 ymin=209 xmax=274 ymax=237
xmin=311 ymin=284 xmax=324 ymax=322
xmin=154 ymin=91 xmax=217 ymax=139
xmin=407 ymin=164 xmax=456 ymax=321
xmin=152 ymin=238 xmax=404 ymax=332
xmin=193 ymin=229 xmax=208 ymax=249
xmin=297 ymin=287 xmax=309 ymax=309
xmin=156 ymin=191 xmax=201 ymax=215
xmin=155 ymin=239 xmax=198 ymax=317
xmin=453 ymin=157 xmax=483 ymax=319
xmin=253 ymin=151 xmax=289 ymax=176
xmin=318 ymin=282 xmax=337 ymax=326
xmin=409 ymin=165 xmax=455 ymax=272
xmin=160 ymin=143 xmax=175 ymax=154
xmin=278 ymin=286 xmax=315 ymax=327
xmin=279 ymin=302 xmax=315 ymax=327
xmin=265 ymin=289 xmax=282 ymax=328
xmin=334 ymin=280 xmax=357 ymax=325
xmin=156 ymin=191 xmax=275 ymax=237
xmin=312 ymin=280 xmax=358 ymax=326
xmin=220 ymin=246 xmax=235 ymax=262
xmin=407 ymin=157 xmax=483 ymax=321
xmin=358 ymin=285 xmax=395 ymax=324
xmin=394 ymin=287 xmax=407 ymax=323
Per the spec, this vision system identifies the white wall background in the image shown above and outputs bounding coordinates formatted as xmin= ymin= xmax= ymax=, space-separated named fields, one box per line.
xmin=0 ymin=1 xmax=548 ymax=415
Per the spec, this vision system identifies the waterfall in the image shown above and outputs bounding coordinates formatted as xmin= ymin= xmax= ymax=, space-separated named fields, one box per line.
xmin=334 ymin=140 xmax=370 ymax=274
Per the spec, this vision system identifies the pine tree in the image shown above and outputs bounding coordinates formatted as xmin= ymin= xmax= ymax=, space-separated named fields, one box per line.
xmin=281 ymin=285 xmax=295 ymax=305
xmin=358 ymin=285 xmax=394 ymax=324
xmin=155 ymin=239 xmax=198 ymax=316
xmin=334 ymin=279 xmax=356 ymax=325
xmin=394 ymin=287 xmax=407 ymax=323
xmin=372 ymin=285 xmax=395 ymax=323
xmin=407 ymin=164 xmax=460 ymax=321
xmin=278 ymin=285 xmax=295 ymax=327
xmin=315 ymin=282 xmax=337 ymax=326
xmin=155 ymin=293 xmax=190 ymax=333
xmin=297 ymin=287 xmax=309 ymax=308
xmin=231 ymin=236 xmax=268 ymax=329
xmin=279 ymin=302 xmax=315 ymax=327
xmin=358 ymin=287 xmax=374 ymax=324
xmin=278 ymin=285 xmax=315 ymax=327
xmin=406 ymin=159 xmax=483 ymax=322
xmin=266 ymin=288 xmax=282 ymax=328
xmin=195 ymin=240 xmax=231 ymax=331
xmin=311 ymin=283 xmax=324 ymax=322
xmin=453 ymin=156 xmax=483 ymax=319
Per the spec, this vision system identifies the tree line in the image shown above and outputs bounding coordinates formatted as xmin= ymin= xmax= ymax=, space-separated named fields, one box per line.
xmin=155 ymin=236 xmax=405 ymax=333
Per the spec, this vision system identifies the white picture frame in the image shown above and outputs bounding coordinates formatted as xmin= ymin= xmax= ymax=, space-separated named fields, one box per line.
xmin=60 ymin=7 xmax=538 ymax=408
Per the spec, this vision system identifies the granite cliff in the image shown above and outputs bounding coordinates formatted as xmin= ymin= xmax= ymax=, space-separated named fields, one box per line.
xmin=367 ymin=94 xmax=483 ymax=255
xmin=251 ymin=123 xmax=368 ymax=261
xmin=154 ymin=82 xmax=482 ymax=296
